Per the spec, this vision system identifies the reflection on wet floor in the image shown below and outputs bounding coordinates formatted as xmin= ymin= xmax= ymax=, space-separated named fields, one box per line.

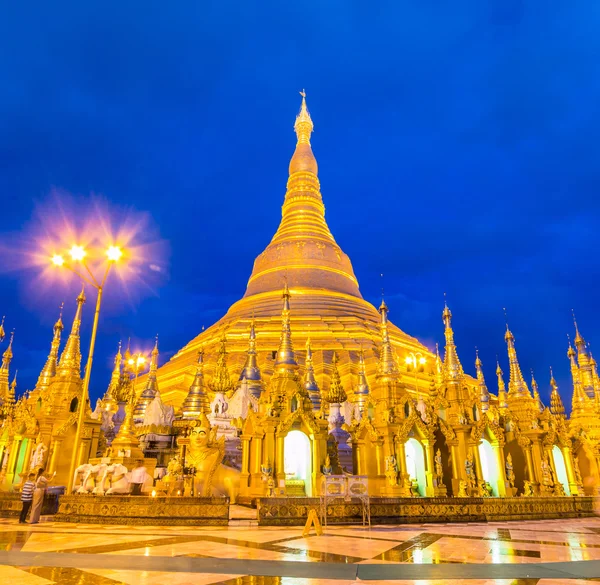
xmin=0 ymin=517 xmax=599 ymax=583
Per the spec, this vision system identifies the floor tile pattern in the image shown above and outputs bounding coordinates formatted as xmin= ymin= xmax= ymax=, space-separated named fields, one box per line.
xmin=0 ymin=517 xmax=600 ymax=583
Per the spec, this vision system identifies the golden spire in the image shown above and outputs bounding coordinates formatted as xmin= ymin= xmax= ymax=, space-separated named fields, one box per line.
xmin=303 ymin=336 xmax=321 ymax=410
xmin=103 ymin=341 xmax=122 ymax=400
xmin=1 ymin=330 xmax=13 ymax=372
xmin=572 ymin=310 xmax=594 ymax=396
xmin=503 ymin=314 xmax=531 ymax=399
xmin=355 ymin=347 xmax=370 ymax=412
xmin=376 ymin=299 xmax=398 ymax=376
xmin=549 ymin=367 xmax=566 ymax=420
xmin=2 ymin=369 xmax=17 ymax=418
xmin=239 ymin=319 xmax=263 ymax=398
xmin=589 ymin=346 xmax=600 ymax=396
xmin=274 ymin=283 xmax=298 ymax=374
xmin=475 ymin=349 xmax=489 ymax=412
xmin=181 ymin=349 xmax=210 ymax=418
xmin=243 ymin=93 xmax=361 ymax=299
xmin=37 ymin=304 xmax=64 ymax=390
xmin=123 ymin=337 xmax=132 ymax=374
xmin=568 ymin=334 xmax=589 ymax=415
xmin=57 ymin=288 xmax=85 ymax=378
xmin=442 ymin=300 xmax=463 ymax=380
xmin=327 ymin=352 xmax=347 ymax=404
xmin=133 ymin=335 xmax=160 ymax=423
xmin=496 ymin=358 xmax=508 ymax=410
xmin=209 ymin=334 xmax=235 ymax=395
xmin=0 ymin=331 xmax=14 ymax=402
xmin=531 ymin=370 xmax=544 ymax=412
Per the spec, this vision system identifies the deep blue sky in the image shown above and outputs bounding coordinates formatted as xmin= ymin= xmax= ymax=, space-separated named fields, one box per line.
xmin=1 ymin=1 xmax=599 ymax=407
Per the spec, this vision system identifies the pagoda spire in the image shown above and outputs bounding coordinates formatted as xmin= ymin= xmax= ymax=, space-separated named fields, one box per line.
xmin=181 ymin=349 xmax=210 ymax=419
xmin=239 ymin=319 xmax=263 ymax=398
xmin=0 ymin=331 xmax=14 ymax=402
xmin=2 ymin=369 xmax=17 ymax=418
xmin=303 ymin=336 xmax=321 ymax=410
xmin=549 ymin=367 xmax=566 ymax=420
xmin=355 ymin=347 xmax=370 ymax=412
xmin=496 ymin=358 xmax=508 ymax=410
xmin=37 ymin=304 xmax=64 ymax=390
xmin=531 ymin=370 xmax=544 ymax=412
xmin=133 ymin=335 xmax=160 ymax=424
xmin=103 ymin=341 xmax=122 ymax=401
xmin=274 ymin=283 xmax=298 ymax=374
xmin=572 ymin=311 xmax=594 ymax=397
xmin=503 ymin=317 xmax=531 ymax=399
xmin=442 ymin=300 xmax=463 ymax=381
xmin=589 ymin=346 xmax=600 ymax=397
xmin=1 ymin=330 xmax=13 ymax=372
xmin=209 ymin=334 xmax=234 ymax=395
xmin=376 ymin=299 xmax=398 ymax=376
xmin=475 ymin=349 xmax=490 ymax=412
xmin=243 ymin=93 xmax=361 ymax=299
xmin=568 ymin=335 xmax=590 ymax=415
xmin=57 ymin=288 xmax=85 ymax=378
xmin=327 ymin=352 xmax=347 ymax=404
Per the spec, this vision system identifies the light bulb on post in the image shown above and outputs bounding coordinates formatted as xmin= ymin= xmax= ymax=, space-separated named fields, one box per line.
xmin=106 ymin=246 xmax=123 ymax=262
xmin=69 ymin=245 xmax=87 ymax=262
xmin=51 ymin=254 xmax=65 ymax=267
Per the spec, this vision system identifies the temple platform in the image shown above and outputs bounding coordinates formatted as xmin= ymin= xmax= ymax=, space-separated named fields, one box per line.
xmin=54 ymin=495 xmax=230 ymax=525
xmin=257 ymin=495 xmax=600 ymax=526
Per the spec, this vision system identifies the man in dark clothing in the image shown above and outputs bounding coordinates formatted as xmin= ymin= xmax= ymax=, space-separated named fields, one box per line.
xmin=19 ymin=473 xmax=36 ymax=524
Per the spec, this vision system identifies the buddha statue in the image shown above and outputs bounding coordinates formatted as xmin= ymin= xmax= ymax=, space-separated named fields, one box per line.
xmin=185 ymin=414 xmax=226 ymax=497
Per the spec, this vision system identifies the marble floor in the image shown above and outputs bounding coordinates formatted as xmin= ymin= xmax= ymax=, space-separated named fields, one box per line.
xmin=1 ymin=515 xmax=600 ymax=584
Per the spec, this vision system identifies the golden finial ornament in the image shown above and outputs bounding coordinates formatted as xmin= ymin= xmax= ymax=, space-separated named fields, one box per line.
xmin=274 ymin=283 xmax=298 ymax=374
xmin=442 ymin=298 xmax=463 ymax=381
xmin=502 ymin=310 xmax=530 ymax=399
xmin=57 ymin=289 xmax=86 ymax=378
xmin=377 ymin=298 xmax=398 ymax=376
xmin=209 ymin=334 xmax=235 ymax=396
xmin=327 ymin=352 xmax=347 ymax=404
xmin=303 ymin=336 xmax=320 ymax=410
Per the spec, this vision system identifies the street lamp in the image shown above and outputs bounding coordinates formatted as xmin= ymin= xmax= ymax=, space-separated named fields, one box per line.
xmin=405 ymin=352 xmax=427 ymax=400
xmin=51 ymin=243 xmax=125 ymax=493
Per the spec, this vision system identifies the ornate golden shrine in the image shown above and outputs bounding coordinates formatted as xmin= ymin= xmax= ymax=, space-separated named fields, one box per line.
xmin=1 ymin=95 xmax=599 ymax=509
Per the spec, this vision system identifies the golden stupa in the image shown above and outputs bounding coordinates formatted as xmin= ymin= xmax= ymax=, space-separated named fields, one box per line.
xmin=153 ymin=94 xmax=436 ymax=405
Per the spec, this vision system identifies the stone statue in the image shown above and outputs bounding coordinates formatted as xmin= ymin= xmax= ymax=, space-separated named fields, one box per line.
xmin=434 ymin=449 xmax=443 ymax=483
xmin=90 ymin=399 xmax=102 ymax=419
xmin=465 ymin=452 xmax=476 ymax=489
xmin=385 ymin=455 xmax=399 ymax=487
xmin=505 ymin=453 xmax=515 ymax=488
xmin=322 ymin=455 xmax=333 ymax=476
xmin=142 ymin=392 xmax=175 ymax=427
xmin=574 ymin=456 xmax=583 ymax=485
xmin=29 ymin=440 xmax=47 ymax=471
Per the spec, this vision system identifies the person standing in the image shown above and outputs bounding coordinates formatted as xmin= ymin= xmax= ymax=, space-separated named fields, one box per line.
xmin=129 ymin=460 xmax=147 ymax=495
xmin=29 ymin=468 xmax=56 ymax=524
xmin=19 ymin=473 xmax=36 ymax=524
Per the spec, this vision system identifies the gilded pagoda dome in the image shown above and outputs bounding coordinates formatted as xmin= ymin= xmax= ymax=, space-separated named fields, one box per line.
xmin=153 ymin=94 xmax=434 ymax=404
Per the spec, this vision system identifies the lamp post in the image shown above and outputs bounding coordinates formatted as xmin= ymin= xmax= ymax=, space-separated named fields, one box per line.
xmin=405 ymin=352 xmax=427 ymax=400
xmin=51 ymin=244 xmax=124 ymax=493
